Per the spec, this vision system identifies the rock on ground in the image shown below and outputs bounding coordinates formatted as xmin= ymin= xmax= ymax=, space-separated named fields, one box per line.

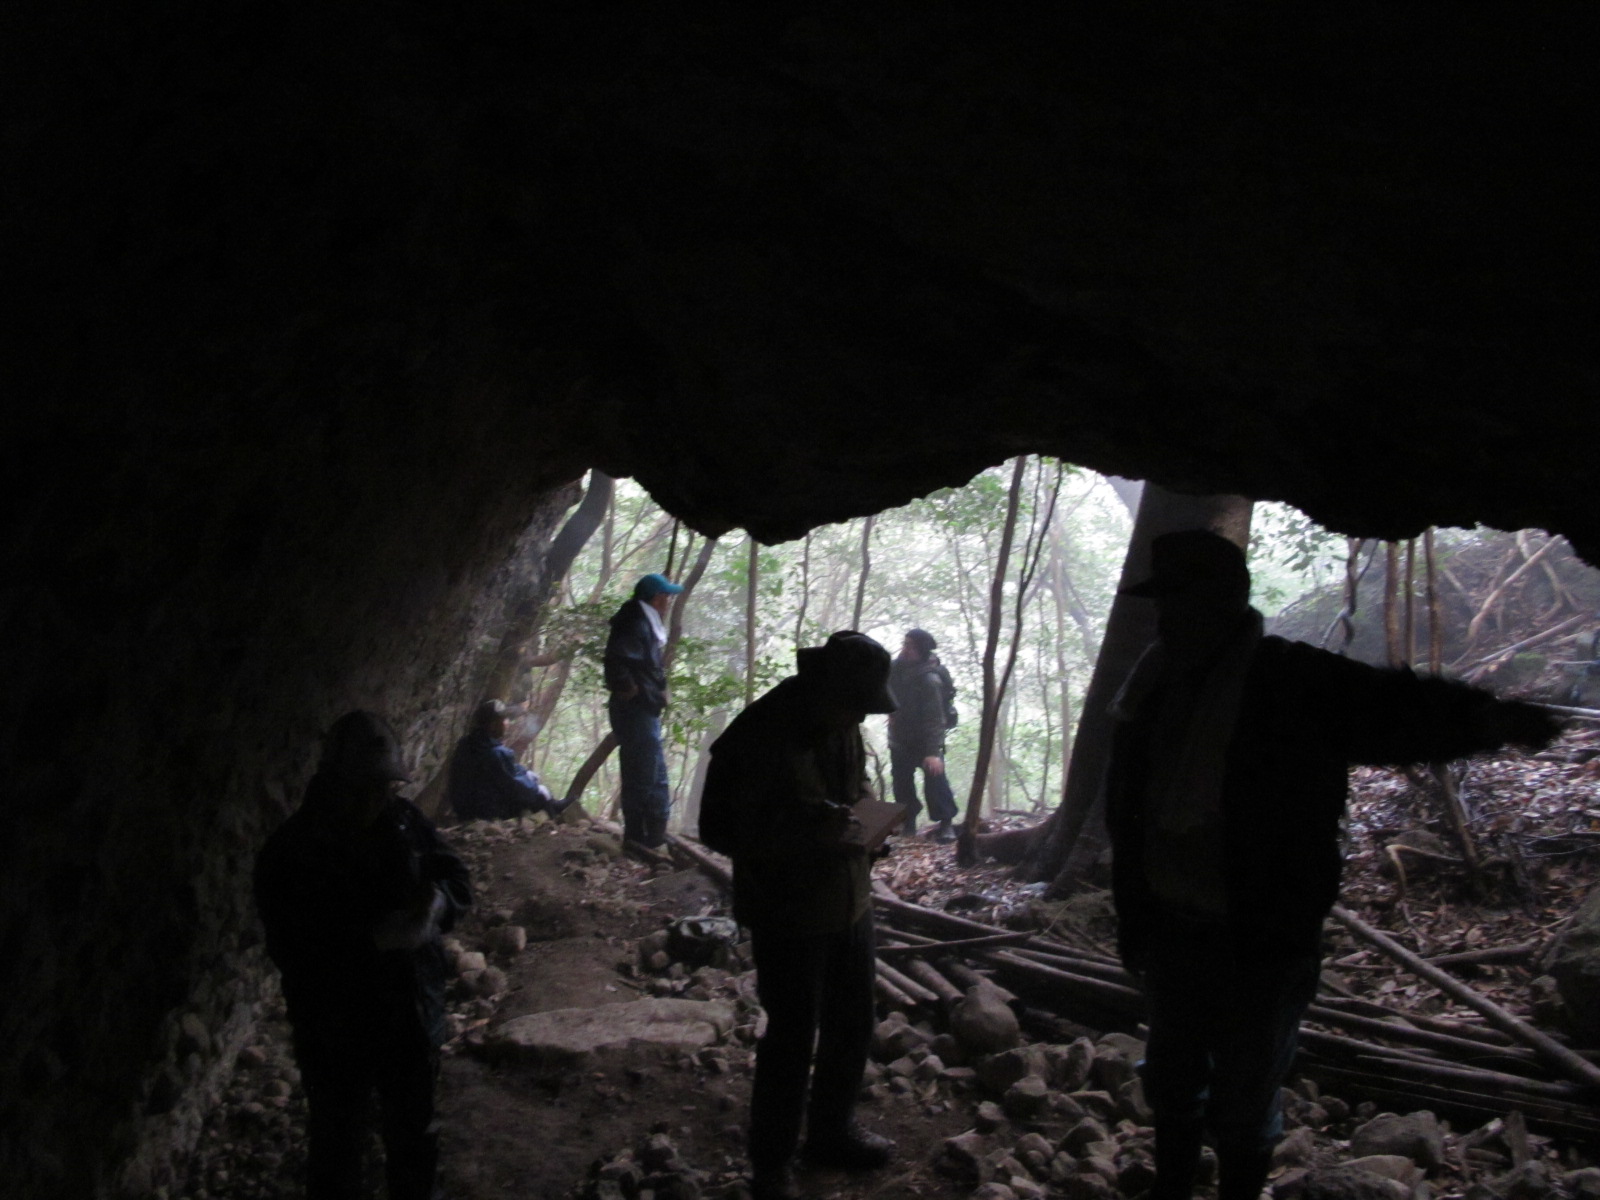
xmin=482 ymin=999 xmax=737 ymax=1070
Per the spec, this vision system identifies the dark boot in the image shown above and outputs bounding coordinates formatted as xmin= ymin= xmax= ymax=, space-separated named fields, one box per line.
xmin=1217 ymin=1145 xmax=1273 ymax=1200
xmin=801 ymin=1123 xmax=894 ymax=1171
xmin=751 ymin=1163 xmax=802 ymax=1200
xmin=1149 ymin=1121 xmax=1204 ymax=1200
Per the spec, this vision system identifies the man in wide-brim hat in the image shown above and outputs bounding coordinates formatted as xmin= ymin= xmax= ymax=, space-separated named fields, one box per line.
xmin=1106 ymin=530 xmax=1560 ymax=1200
xmin=698 ymin=631 xmax=900 ymax=1200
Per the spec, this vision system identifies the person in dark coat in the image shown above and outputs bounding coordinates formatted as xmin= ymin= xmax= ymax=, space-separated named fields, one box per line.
xmin=255 ymin=710 xmax=473 ymax=1200
xmin=446 ymin=698 xmax=560 ymax=821
xmin=603 ymin=572 xmax=684 ymax=847
xmin=887 ymin=627 xmax=959 ymax=839
xmin=1105 ymin=531 xmax=1561 ymax=1200
xmin=699 ymin=631 xmax=899 ymax=1200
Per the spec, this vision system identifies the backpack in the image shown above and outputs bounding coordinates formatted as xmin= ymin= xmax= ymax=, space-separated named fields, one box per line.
xmin=932 ymin=659 xmax=959 ymax=729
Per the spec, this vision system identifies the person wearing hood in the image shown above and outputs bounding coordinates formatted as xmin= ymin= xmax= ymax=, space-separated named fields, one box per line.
xmin=603 ymin=572 xmax=685 ymax=848
xmin=699 ymin=631 xmax=900 ymax=1200
xmin=1105 ymin=531 xmax=1561 ymax=1200
xmin=446 ymin=698 xmax=562 ymax=821
xmin=887 ymin=627 xmax=959 ymax=840
xmin=255 ymin=710 xmax=472 ymax=1200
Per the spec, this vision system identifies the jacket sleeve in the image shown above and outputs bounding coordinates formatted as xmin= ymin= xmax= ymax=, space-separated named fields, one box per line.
xmin=704 ymin=731 xmax=856 ymax=863
xmin=1290 ymin=642 xmax=1561 ymax=766
xmin=905 ymin=669 xmax=947 ymax=758
xmin=603 ymin=606 xmax=651 ymax=694
xmin=412 ymin=811 xmax=473 ymax=933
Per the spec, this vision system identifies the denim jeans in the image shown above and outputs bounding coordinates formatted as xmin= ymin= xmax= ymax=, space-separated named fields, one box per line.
xmin=609 ymin=701 xmax=671 ymax=846
xmin=748 ymin=913 xmax=877 ymax=1173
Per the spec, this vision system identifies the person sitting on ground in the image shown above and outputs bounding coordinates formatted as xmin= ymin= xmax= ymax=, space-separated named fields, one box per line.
xmin=1104 ymin=530 xmax=1562 ymax=1200
xmin=255 ymin=710 xmax=473 ymax=1200
xmin=887 ymin=627 xmax=960 ymax=840
xmin=699 ymin=630 xmax=900 ymax=1200
xmin=446 ymin=698 xmax=562 ymax=821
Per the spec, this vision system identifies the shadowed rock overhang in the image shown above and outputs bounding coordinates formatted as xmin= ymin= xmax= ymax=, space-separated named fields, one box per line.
xmin=3 ymin=6 xmax=1599 ymax=1197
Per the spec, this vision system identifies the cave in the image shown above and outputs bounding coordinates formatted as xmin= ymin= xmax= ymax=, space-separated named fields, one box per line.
xmin=4 ymin=5 xmax=1598 ymax=1196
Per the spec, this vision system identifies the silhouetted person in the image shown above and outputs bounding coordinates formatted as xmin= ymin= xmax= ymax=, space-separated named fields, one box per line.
xmin=887 ymin=627 xmax=959 ymax=840
xmin=255 ymin=711 xmax=472 ymax=1200
xmin=699 ymin=632 xmax=899 ymax=1200
xmin=1105 ymin=531 xmax=1560 ymax=1200
xmin=604 ymin=572 xmax=683 ymax=848
xmin=446 ymin=698 xmax=560 ymax=821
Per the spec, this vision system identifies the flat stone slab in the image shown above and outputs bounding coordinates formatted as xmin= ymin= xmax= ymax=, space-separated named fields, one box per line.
xmin=483 ymin=999 xmax=737 ymax=1070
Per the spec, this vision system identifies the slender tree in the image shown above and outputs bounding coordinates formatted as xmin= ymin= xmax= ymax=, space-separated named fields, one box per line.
xmin=956 ymin=457 xmax=1028 ymax=865
xmin=745 ymin=536 xmax=760 ymax=705
xmin=852 ymin=515 xmax=875 ymax=629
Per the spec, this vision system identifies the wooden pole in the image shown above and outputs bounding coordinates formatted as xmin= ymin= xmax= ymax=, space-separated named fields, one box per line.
xmin=1424 ymin=528 xmax=1442 ymax=675
xmin=1332 ymin=905 xmax=1600 ymax=1090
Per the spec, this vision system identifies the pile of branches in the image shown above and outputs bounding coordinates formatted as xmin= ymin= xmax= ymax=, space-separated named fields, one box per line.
xmin=667 ymin=835 xmax=1600 ymax=1143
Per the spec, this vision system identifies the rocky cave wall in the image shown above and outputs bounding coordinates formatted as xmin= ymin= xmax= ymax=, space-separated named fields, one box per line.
xmin=4 ymin=4 xmax=1599 ymax=1197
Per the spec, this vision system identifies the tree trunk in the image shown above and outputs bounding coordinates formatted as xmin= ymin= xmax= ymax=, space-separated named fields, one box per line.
xmin=745 ymin=536 xmax=760 ymax=706
xmin=957 ymin=457 xmax=1027 ymax=865
xmin=793 ymin=531 xmax=813 ymax=646
xmin=1015 ymin=485 xmax=1253 ymax=889
xmin=852 ymin=515 xmax=875 ymax=629
xmin=481 ymin=470 xmax=614 ymax=705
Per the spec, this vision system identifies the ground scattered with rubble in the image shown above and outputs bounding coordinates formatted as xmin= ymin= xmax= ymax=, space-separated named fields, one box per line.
xmin=177 ymin=729 xmax=1600 ymax=1200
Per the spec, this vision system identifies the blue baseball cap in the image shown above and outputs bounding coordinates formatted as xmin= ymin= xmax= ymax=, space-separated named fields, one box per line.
xmin=634 ymin=572 xmax=685 ymax=600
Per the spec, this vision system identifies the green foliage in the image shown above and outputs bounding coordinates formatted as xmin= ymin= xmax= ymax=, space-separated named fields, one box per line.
xmin=525 ymin=468 xmax=1353 ymax=826
xmin=1248 ymin=502 xmax=1345 ymax=616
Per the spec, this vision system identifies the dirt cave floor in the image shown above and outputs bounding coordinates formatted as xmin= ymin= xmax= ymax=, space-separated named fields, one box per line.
xmin=179 ymin=816 xmax=978 ymax=1200
xmin=176 ymin=732 xmax=1600 ymax=1200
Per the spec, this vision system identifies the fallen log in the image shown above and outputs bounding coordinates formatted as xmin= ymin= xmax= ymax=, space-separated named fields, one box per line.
xmin=874 ymin=958 xmax=941 ymax=1006
xmin=1304 ymin=1003 xmax=1539 ymax=1067
xmin=1007 ymin=945 xmax=1140 ymax=988
xmin=1297 ymin=1028 xmax=1567 ymax=1095
xmin=877 ymin=930 xmax=1035 ymax=956
xmin=1316 ymin=994 xmax=1518 ymax=1047
xmin=942 ymin=960 xmax=1018 ymax=1005
xmin=1350 ymin=1052 xmax=1584 ymax=1101
xmin=1302 ymin=1063 xmax=1600 ymax=1142
xmin=1332 ymin=905 xmax=1600 ymax=1091
xmin=665 ymin=834 xmax=732 ymax=887
xmin=874 ymin=971 xmax=916 ymax=1009
xmin=875 ymin=884 xmax=1123 ymax=966
xmin=900 ymin=958 xmax=964 ymax=1007
xmin=1427 ymin=943 xmax=1538 ymax=968
xmin=981 ymin=949 xmax=1146 ymax=1010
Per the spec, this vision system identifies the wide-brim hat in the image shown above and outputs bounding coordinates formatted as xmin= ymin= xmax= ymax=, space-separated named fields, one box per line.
xmin=321 ymin=710 xmax=411 ymax=783
xmin=1120 ymin=529 xmax=1250 ymax=601
xmin=796 ymin=631 xmax=898 ymax=714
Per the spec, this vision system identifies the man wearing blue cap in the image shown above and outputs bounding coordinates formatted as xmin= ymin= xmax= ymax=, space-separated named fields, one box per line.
xmin=604 ymin=572 xmax=685 ymax=847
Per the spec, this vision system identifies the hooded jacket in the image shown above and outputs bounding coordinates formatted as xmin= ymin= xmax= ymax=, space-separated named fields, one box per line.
xmin=887 ymin=654 xmax=946 ymax=759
